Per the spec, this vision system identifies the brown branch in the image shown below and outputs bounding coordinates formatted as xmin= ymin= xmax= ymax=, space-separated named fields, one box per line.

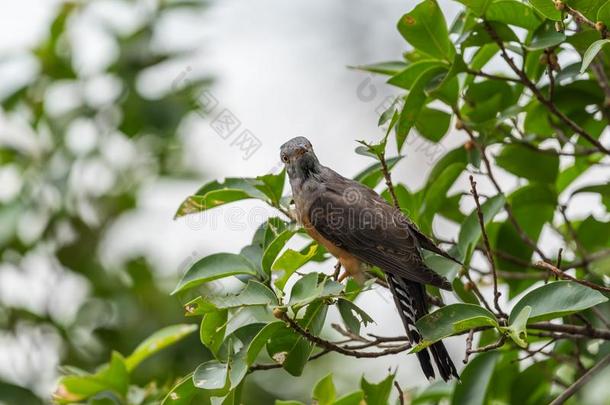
xmin=469 ymin=175 xmax=506 ymax=318
xmin=483 ymin=21 xmax=610 ymax=155
xmin=549 ymin=354 xmax=610 ymax=405
xmin=379 ymin=151 xmax=400 ymax=209
xmin=564 ymin=3 xmax=609 ymax=38
xmin=280 ymin=312 xmax=411 ymax=358
xmin=453 ymin=109 xmax=550 ymax=262
xmin=535 ymin=261 xmax=610 ymax=293
xmin=465 ymin=334 xmax=507 ymax=364
xmin=463 ymin=329 xmax=475 ymax=364
xmin=249 ymin=349 xmax=330 ymax=372
xmin=529 ymin=322 xmax=610 ymax=340
xmin=394 ymin=381 xmax=406 ymax=405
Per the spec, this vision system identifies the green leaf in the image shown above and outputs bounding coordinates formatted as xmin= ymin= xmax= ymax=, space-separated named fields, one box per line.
xmin=126 ymin=324 xmax=197 ymax=371
xmin=509 ymin=281 xmax=609 ymax=323
xmin=396 ymin=65 xmax=449 ymax=149
xmin=397 ymin=0 xmax=454 ymax=60
xmin=419 ymin=162 xmax=465 ymax=234
xmin=528 ymin=28 xmax=566 ymax=50
xmin=288 ymin=273 xmax=343 ymax=308
xmin=387 ymin=60 xmax=446 ymax=90
xmin=200 ymin=310 xmax=228 ymax=357
xmin=173 ymin=253 xmax=257 ymax=294
xmin=528 ymin=0 xmax=562 ymax=19
xmin=333 ymin=391 xmax=365 ymax=405
xmin=571 ymin=182 xmax=610 ymax=198
xmin=506 ymin=305 xmax=531 ymax=348
xmin=360 ymin=373 xmax=395 ymax=405
xmin=413 ymin=304 xmax=499 ymax=350
xmin=337 ymin=298 xmax=375 ymax=335
xmin=457 ymin=194 xmax=505 ymax=260
xmin=262 ymin=228 xmax=297 ymax=277
xmin=55 ymin=353 xmax=129 ymax=403
xmin=496 ymin=144 xmax=559 ymax=183
xmin=313 ymin=374 xmax=336 ymax=405
xmin=350 ymin=61 xmax=408 ymax=75
xmin=266 ymin=300 xmax=328 ymax=376
xmin=255 ymin=170 xmax=286 ymax=207
xmin=175 ymin=190 xmax=253 ymax=218
xmin=210 ymin=280 xmax=278 ymax=310
xmin=275 ymin=402 xmax=306 ymax=405
xmin=162 ymin=373 xmax=204 ymax=405
xmin=452 ymin=352 xmax=499 ymax=405
xmin=599 ymin=0 xmax=610 ymax=26
xmin=246 ymin=321 xmax=285 ymax=365
xmin=354 ymin=156 xmax=402 ymax=188
xmin=415 ymin=107 xmax=451 ymax=142
xmin=485 ymin=0 xmax=542 ymax=30
xmin=272 ymin=244 xmax=320 ymax=290
xmin=581 ymin=39 xmax=610 ymax=73
xmin=193 ymin=360 xmax=229 ymax=392
xmin=455 ymin=0 xmax=494 ymax=15
xmin=568 ymin=0 xmax=605 ymax=20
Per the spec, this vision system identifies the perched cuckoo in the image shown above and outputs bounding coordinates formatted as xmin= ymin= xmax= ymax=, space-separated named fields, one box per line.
xmin=280 ymin=136 xmax=459 ymax=382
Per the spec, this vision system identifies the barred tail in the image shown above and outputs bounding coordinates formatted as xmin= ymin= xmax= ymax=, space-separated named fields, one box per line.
xmin=386 ymin=273 xmax=459 ymax=382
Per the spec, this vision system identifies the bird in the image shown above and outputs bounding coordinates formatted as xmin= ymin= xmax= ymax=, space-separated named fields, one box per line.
xmin=280 ymin=136 xmax=459 ymax=382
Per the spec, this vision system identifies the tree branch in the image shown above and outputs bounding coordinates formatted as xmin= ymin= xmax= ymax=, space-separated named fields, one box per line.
xmin=469 ymin=175 xmax=506 ymax=319
xmin=534 ymin=261 xmax=610 ymax=293
xmin=549 ymin=354 xmax=610 ymax=405
xmin=484 ymin=21 xmax=610 ymax=155
xmin=280 ymin=312 xmax=411 ymax=358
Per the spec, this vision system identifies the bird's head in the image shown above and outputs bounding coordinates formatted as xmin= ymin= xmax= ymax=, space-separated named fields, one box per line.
xmin=280 ymin=136 xmax=320 ymax=179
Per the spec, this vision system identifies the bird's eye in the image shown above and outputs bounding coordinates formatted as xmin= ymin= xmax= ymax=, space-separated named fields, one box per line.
xmin=281 ymin=154 xmax=289 ymax=163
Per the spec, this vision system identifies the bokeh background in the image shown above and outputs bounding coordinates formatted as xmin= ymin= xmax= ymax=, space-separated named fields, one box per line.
xmin=1 ymin=0 xmax=607 ymax=403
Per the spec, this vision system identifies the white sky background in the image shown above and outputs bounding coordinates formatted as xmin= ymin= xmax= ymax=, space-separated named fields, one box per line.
xmin=1 ymin=0 xmax=609 ymax=401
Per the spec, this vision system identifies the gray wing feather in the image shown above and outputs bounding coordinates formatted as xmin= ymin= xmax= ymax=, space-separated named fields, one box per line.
xmin=308 ymin=181 xmax=451 ymax=290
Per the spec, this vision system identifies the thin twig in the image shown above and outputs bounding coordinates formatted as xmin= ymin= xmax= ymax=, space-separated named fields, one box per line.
xmin=379 ymin=151 xmax=400 ymax=209
xmin=466 ymin=334 xmax=507 ymax=361
xmin=469 ymin=175 xmax=506 ymax=319
xmin=280 ymin=313 xmax=411 ymax=358
xmin=535 ymin=261 xmax=610 ymax=293
xmin=453 ymin=109 xmax=550 ymax=262
xmin=483 ymin=21 xmax=610 ymax=155
xmin=463 ymin=329 xmax=475 ymax=364
xmin=549 ymin=354 xmax=610 ymax=405
xmin=249 ymin=349 xmax=330 ymax=372
xmin=529 ymin=322 xmax=610 ymax=340
xmin=394 ymin=381 xmax=405 ymax=405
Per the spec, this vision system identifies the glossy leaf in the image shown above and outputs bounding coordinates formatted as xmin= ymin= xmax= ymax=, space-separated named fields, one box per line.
xmin=173 ymin=253 xmax=257 ymax=294
xmin=272 ymin=244 xmax=320 ymax=290
xmin=337 ymin=298 xmax=375 ymax=335
xmin=581 ymin=39 xmax=610 ymax=73
xmin=452 ymin=352 xmax=499 ymax=405
xmin=509 ymin=281 xmax=609 ymax=323
xmin=313 ymin=374 xmax=336 ymax=405
xmin=126 ymin=324 xmax=197 ymax=371
xmin=496 ymin=144 xmax=559 ymax=183
xmin=361 ymin=373 xmax=395 ymax=405
xmin=397 ymin=0 xmax=453 ymax=60
xmin=413 ymin=304 xmax=499 ymax=350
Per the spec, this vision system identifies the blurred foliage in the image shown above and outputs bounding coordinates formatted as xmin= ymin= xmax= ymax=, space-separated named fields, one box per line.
xmin=6 ymin=0 xmax=610 ymax=403
xmin=0 ymin=0 xmax=212 ymax=403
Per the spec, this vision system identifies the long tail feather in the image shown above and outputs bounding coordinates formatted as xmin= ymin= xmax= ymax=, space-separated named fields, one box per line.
xmin=386 ymin=273 xmax=459 ymax=381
